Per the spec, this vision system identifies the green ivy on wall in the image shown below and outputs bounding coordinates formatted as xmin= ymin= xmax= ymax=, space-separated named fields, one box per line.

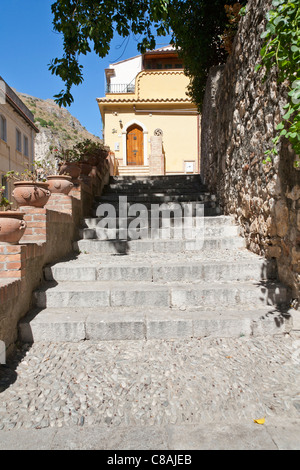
xmin=256 ymin=0 xmax=300 ymax=164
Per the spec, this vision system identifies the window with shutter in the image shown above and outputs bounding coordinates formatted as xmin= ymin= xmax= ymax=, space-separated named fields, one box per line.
xmin=0 ymin=115 xmax=7 ymax=142
xmin=16 ymin=128 xmax=22 ymax=152
xmin=23 ymin=136 xmax=29 ymax=156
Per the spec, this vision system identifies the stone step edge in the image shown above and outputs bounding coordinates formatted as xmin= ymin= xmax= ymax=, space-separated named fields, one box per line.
xmin=19 ymin=307 xmax=293 ymax=343
xmin=93 ymin=200 xmax=219 ymax=208
xmin=44 ymin=258 xmax=277 ymax=282
xmin=79 ymin=226 xmax=239 ymax=240
xmin=75 ymin=235 xmax=242 ymax=241
xmin=109 ymin=174 xmax=202 ymax=180
xmin=97 ymin=194 xmax=216 ymax=201
xmin=33 ymin=281 xmax=288 ymax=311
xmin=33 ymin=280 xmax=288 ymax=297
xmin=82 ymin=215 xmax=237 ymax=225
xmin=74 ymin=238 xmax=245 ymax=253
xmin=103 ymin=188 xmax=210 ymax=194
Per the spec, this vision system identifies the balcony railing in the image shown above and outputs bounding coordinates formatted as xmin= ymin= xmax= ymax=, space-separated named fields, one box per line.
xmin=106 ymin=83 xmax=135 ymax=94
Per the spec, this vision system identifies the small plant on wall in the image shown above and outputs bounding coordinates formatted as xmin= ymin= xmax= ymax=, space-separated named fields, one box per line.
xmin=4 ymin=160 xmax=48 ymax=183
xmin=0 ymin=186 xmax=12 ymax=211
xmin=4 ymin=163 xmax=51 ymax=209
xmin=256 ymin=0 xmax=300 ymax=165
xmin=220 ymin=3 xmax=247 ymax=54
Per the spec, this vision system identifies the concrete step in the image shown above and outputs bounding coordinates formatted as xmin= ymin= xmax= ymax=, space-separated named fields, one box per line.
xmin=83 ymin=215 xmax=237 ymax=228
xmin=33 ymin=280 xmax=287 ymax=310
xmin=94 ymin=204 xmax=222 ymax=218
xmin=117 ymin=166 xmax=150 ymax=176
xmin=44 ymin=258 xmax=277 ymax=283
xmin=96 ymin=193 xmax=214 ymax=203
xmin=110 ymin=174 xmax=202 ymax=183
xmin=79 ymin=222 xmax=239 ymax=240
xmin=18 ymin=306 xmax=293 ymax=343
xmin=104 ymin=185 xmax=209 ymax=195
xmin=74 ymin=236 xmax=245 ymax=254
xmin=106 ymin=175 xmax=205 ymax=196
xmin=94 ymin=199 xmax=218 ymax=210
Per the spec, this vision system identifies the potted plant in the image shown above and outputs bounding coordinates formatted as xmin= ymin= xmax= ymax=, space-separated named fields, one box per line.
xmin=77 ymin=139 xmax=110 ymax=180
xmin=53 ymin=140 xmax=109 ymax=182
xmin=39 ymin=155 xmax=74 ymax=195
xmin=0 ymin=186 xmax=27 ymax=244
xmin=47 ymin=174 xmax=73 ymax=195
xmin=5 ymin=163 xmax=51 ymax=208
xmin=55 ymin=147 xmax=82 ymax=180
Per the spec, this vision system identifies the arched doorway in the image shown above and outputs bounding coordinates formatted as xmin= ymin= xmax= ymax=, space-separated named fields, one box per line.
xmin=126 ymin=124 xmax=144 ymax=165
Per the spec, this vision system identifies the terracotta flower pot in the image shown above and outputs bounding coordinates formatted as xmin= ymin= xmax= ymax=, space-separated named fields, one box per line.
xmin=86 ymin=155 xmax=99 ymax=166
xmin=46 ymin=175 xmax=74 ymax=195
xmin=79 ymin=162 xmax=93 ymax=176
xmin=0 ymin=211 xmax=27 ymax=245
xmin=59 ymin=162 xmax=81 ymax=180
xmin=12 ymin=181 xmax=51 ymax=208
xmin=88 ymin=166 xmax=98 ymax=178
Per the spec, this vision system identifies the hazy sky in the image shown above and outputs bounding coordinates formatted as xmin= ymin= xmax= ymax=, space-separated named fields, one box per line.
xmin=0 ymin=0 xmax=170 ymax=138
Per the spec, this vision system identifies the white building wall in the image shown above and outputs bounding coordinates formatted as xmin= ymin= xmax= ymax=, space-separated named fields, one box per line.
xmin=110 ymin=55 xmax=142 ymax=87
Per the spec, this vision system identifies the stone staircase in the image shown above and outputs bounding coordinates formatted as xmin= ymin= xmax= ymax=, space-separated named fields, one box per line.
xmin=19 ymin=175 xmax=292 ymax=343
xmin=117 ymin=165 xmax=150 ymax=176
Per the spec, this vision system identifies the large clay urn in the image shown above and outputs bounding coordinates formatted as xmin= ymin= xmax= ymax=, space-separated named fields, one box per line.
xmin=59 ymin=162 xmax=81 ymax=180
xmin=46 ymin=175 xmax=73 ymax=195
xmin=79 ymin=162 xmax=93 ymax=176
xmin=0 ymin=211 xmax=27 ymax=245
xmin=12 ymin=181 xmax=51 ymax=208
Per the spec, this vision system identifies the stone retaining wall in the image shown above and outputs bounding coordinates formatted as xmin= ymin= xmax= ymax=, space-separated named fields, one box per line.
xmin=201 ymin=0 xmax=300 ymax=300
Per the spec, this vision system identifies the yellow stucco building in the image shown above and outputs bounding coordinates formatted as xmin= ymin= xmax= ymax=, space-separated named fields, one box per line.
xmin=97 ymin=46 xmax=200 ymax=176
xmin=0 ymin=76 xmax=38 ymax=201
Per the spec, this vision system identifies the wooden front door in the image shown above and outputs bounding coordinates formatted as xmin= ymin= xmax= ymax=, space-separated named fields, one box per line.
xmin=127 ymin=124 xmax=144 ymax=165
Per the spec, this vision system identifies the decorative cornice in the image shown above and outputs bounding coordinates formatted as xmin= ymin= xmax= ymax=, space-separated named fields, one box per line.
xmin=5 ymin=94 xmax=39 ymax=133
xmin=97 ymin=97 xmax=191 ymax=104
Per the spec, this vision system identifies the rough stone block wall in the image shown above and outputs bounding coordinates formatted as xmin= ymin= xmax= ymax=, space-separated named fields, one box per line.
xmin=201 ymin=0 xmax=300 ymax=299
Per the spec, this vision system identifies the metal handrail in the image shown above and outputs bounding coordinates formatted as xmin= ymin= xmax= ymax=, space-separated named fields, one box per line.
xmin=106 ymin=83 xmax=135 ymax=94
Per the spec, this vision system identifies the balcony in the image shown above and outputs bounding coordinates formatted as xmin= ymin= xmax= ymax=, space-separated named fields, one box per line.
xmin=106 ymin=83 xmax=135 ymax=94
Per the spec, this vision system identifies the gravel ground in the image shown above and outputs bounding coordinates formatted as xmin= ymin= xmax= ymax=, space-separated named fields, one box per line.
xmin=1 ymin=333 xmax=300 ymax=432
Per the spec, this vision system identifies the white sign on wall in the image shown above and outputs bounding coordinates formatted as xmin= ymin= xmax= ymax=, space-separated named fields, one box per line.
xmin=185 ymin=161 xmax=194 ymax=173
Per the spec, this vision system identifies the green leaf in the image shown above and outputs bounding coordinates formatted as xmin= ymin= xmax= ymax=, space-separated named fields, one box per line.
xmin=261 ymin=31 xmax=270 ymax=39
xmin=274 ymin=15 xmax=284 ymax=25
xmin=283 ymin=109 xmax=294 ymax=120
xmin=266 ymin=23 xmax=276 ymax=34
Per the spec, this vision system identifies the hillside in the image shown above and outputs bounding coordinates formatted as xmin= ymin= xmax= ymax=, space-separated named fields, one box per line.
xmin=17 ymin=91 xmax=102 ymax=163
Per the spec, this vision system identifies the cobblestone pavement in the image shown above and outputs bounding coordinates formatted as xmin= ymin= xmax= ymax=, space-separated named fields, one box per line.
xmin=1 ymin=332 xmax=300 ymax=450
